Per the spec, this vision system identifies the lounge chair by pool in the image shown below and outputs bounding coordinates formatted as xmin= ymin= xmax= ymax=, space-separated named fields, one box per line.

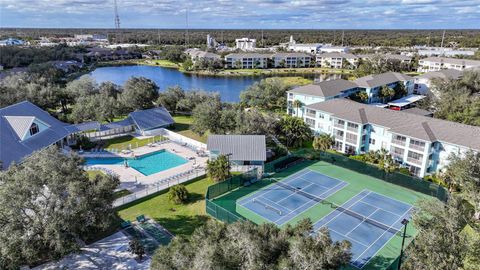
xmin=136 ymin=215 xmax=146 ymax=223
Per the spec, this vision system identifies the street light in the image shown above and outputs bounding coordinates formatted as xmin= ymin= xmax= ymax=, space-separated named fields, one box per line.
xmin=397 ymin=218 xmax=409 ymax=270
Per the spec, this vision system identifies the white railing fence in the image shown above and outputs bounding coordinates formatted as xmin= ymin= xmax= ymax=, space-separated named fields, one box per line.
xmin=113 ymin=169 xmax=206 ymax=207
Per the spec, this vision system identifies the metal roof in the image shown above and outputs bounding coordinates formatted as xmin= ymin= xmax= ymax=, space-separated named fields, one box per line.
xmin=129 ymin=107 xmax=174 ymax=131
xmin=387 ymin=94 xmax=426 ymax=107
xmin=0 ymin=101 xmax=72 ymax=169
xmin=207 ymin=135 xmax=267 ymax=161
xmin=306 ymin=98 xmax=480 ymax=150
xmin=288 ymin=79 xmax=358 ymax=97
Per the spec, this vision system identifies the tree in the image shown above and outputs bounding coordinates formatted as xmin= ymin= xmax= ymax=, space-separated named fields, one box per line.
xmin=240 ymin=78 xmax=290 ymax=111
xmin=279 ymin=115 xmax=313 ymax=148
xmin=235 ymin=110 xmax=279 ymax=136
xmin=404 ymin=197 xmax=470 ymax=270
xmin=156 ymin=86 xmax=186 ymax=114
xmin=168 ymin=185 xmax=189 ymax=204
xmin=444 ymin=151 xmax=480 ymax=219
xmin=377 ymin=149 xmax=398 ymax=173
xmin=120 ymin=77 xmax=159 ymax=111
xmin=349 ymin=91 xmax=369 ymax=103
xmin=0 ymin=147 xmax=119 ymax=269
xmin=379 ymin=85 xmax=395 ymax=102
xmin=182 ymin=58 xmax=194 ymax=71
xmin=176 ymin=90 xmax=220 ymax=113
xmin=191 ymin=99 xmax=222 ymax=135
xmin=66 ymin=75 xmax=97 ymax=99
xmin=151 ymin=219 xmax=351 ymax=270
xmin=292 ymin=99 xmax=304 ymax=117
xmin=206 ymin=154 xmax=231 ymax=182
xmin=129 ymin=239 xmax=146 ymax=260
xmin=393 ymin=83 xmax=407 ymax=99
xmin=313 ymin=134 xmax=334 ymax=151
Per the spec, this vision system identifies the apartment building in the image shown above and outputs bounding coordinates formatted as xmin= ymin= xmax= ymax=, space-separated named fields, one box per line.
xmin=354 ymin=72 xmax=414 ymax=103
xmin=319 ymin=46 xmax=349 ymax=53
xmin=185 ymin=48 xmax=221 ymax=63
xmin=224 ymin=53 xmax=270 ymax=69
xmin=288 ymin=43 xmax=322 ymax=53
xmin=303 ymin=98 xmax=480 ymax=177
xmin=414 ymin=69 xmax=462 ymax=95
xmin=418 ymin=57 xmax=480 ymax=72
xmin=286 ymin=79 xmax=358 ymax=116
xmin=316 ymin=53 xmax=359 ymax=69
xmin=235 ymin=38 xmax=256 ymax=51
xmin=272 ymin=53 xmax=311 ymax=68
xmin=358 ymin=54 xmax=413 ymax=64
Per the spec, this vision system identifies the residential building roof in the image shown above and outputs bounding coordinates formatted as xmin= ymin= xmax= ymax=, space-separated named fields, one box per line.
xmin=272 ymin=52 xmax=311 ymax=58
xmin=0 ymin=101 xmax=72 ymax=169
xmin=358 ymin=54 xmax=412 ymax=61
xmin=387 ymin=94 xmax=425 ymax=107
xmin=207 ymin=135 xmax=267 ymax=161
xmin=225 ymin=53 xmax=272 ymax=58
xmin=354 ymin=72 xmax=413 ymax=88
xmin=317 ymin=52 xmax=358 ymax=59
xmin=288 ymin=79 xmax=358 ymax=97
xmin=416 ymin=69 xmax=463 ymax=80
xmin=129 ymin=107 xmax=174 ymax=131
xmin=185 ymin=49 xmax=220 ymax=59
xmin=420 ymin=57 xmax=480 ymax=67
xmin=306 ymin=98 xmax=480 ymax=150
xmin=401 ymin=107 xmax=433 ymax=117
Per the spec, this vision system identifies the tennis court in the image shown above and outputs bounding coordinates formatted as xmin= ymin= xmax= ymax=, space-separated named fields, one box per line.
xmin=313 ymin=189 xmax=413 ymax=269
xmin=237 ymin=169 xmax=348 ymax=225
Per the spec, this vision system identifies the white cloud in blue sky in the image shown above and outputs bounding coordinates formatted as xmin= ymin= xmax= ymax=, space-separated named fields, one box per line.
xmin=0 ymin=0 xmax=479 ymax=28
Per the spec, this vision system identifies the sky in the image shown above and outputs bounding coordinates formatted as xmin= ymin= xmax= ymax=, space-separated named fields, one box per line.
xmin=0 ymin=0 xmax=479 ymax=29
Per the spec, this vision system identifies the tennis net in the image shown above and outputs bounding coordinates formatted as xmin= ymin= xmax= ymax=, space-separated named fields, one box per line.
xmin=273 ymin=180 xmax=401 ymax=234
xmin=252 ymin=198 xmax=283 ymax=216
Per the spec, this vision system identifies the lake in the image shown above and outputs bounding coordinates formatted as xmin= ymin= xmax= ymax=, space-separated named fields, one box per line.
xmin=87 ymin=65 xmax=345 ymax=102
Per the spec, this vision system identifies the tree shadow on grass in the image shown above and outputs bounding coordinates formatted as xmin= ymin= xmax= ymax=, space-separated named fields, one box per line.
xmin=170 ymin=122 xmax=190 ymax=132
xmin=154 ymin=215 xmax=210 ymax=237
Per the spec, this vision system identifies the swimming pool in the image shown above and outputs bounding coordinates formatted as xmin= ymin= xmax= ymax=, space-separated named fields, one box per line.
xmin=85 ymin=150 xmax=188 ymax=176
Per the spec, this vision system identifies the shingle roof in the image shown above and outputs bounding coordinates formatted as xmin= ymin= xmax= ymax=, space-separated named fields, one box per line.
xmin=416 ymin=69 xmax=463 ymax=80
xmin=0 ymin=101 xmax=72 ymax=169
xmin=225 ymin=53 xmax=272 ymax=58
xmin=354 ymin=72 xmax=413 ymax=88
xmin=288 ymin=79 xmax=358 ymax=97
xmin=273 ymin=52 xmax=311 ymax=58
xmin=305 ymin=98 xmax=480 ymax=150
xmin=129 ymin=107 xmax=174 ymax=131
xmin=317 ymin=52 xmax=358 ymax=59
xmin=207 ymin=135 xmax=266 ymax=161
xmin=420 ymin=57 xmax=480 ymax=67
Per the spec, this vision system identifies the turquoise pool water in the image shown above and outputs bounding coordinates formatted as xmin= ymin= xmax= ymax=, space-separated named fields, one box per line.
xmin=85 ymin=150 xmax=188 ymax=176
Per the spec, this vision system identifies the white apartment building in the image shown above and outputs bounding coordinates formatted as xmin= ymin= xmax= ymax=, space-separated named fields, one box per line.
xmin=288 ymin=43 xmax=323 ymax=53
xmin=413 ymin=69 xmax=463 ymax=95
xmin=272 ymin=53 xmax=311 ymax=68
xmin=418 ymin=57 xmax=480 ymax=72
xmin=224 ymin=53 xmax=270 ymax=69
xmin=319 ymin=46 xmax=349 ymax=53
xmin=185 ymin=48 xmax=221 ymax=63
xmin=287 ymin=79 xmax=358 ymax=116
xmin=358 ymin=54 xmax=413 ymax=64
xmin=235 ymin=38 xmax=256 ymax=51
xmin=316 ymin=52 xmax=359 ymax=69
xmin=303 ymin=98 xmax=480 ymax=177
xmin=354 ymin=72 xmax=414 ymax=103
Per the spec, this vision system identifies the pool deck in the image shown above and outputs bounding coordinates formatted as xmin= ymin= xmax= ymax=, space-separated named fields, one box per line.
xmin=82 ymin=141 xmax=208 ymax=190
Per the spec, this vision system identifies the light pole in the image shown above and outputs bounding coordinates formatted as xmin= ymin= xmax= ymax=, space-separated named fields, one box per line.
xmin=398 ymin=218 xmax=409 ymax=270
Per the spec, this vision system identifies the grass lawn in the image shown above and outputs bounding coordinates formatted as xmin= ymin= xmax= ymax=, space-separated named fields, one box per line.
xmin=277 ymin=76 xmax=313 ymax=87
xmin=137 ymin=59 xmax=180 ymax=69
xmin=87 ymin=170 xmax=105 ymax=179
xmin=117 ymin=176 xmax=214 ymax=236
xmin=101 ymin=135 xmax=164 ymax=150
xmin=170 ymin=115 xmax=207 ymax=143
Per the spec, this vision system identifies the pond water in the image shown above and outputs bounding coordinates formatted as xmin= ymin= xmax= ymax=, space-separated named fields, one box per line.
xmin=87 ymin=65 xmax=345 ymax=102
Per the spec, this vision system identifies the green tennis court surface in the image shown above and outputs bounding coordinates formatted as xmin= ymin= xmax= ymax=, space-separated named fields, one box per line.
xmin=212 ymin=160 xmax=431 ymax=270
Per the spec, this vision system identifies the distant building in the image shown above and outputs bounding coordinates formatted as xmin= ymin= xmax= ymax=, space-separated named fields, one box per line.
xmin=50 ymin=60 xmax=84 ymax=73
xmin=319 ymin=46 xmax=349 ymax=53
xmin=316 ymin=52 xmax=359 ymax=69
xmin=0 ymin=38 xmax=26 ymax=46
xmin=418 ymin=57 xmax=480 ymax=72
xmin=358 ymin=54 xmax=413 ymax=64
xmin=288 ymin=43 xmax=322 ymax=54
xmin=235 ymin=38 xmax=256 ymax=51
xmin=272 ymin=53 xmax=311 ymax=68
xmin=74 ymin=34 xmax=108 ymax=42
xmin=414 ymin=69 xmax=463 ymax=95
xmin=416 ymin=46 xmax=476 ymax=57
xmin=185 ymin=49 xmax=221 ymax=63
xmin=224 ymin=53 xmax=270 ymax=69
xmin=206 ymin=34 xmax=219 ymax=49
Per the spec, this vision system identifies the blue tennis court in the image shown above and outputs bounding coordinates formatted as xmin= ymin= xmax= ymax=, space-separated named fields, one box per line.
xmin=313 ymin=190 xmax=413 ymax=269
xmin=237 ymin=169 xmax=348 ymax=225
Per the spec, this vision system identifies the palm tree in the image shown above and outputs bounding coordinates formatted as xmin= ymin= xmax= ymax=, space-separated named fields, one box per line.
xmin=313 ymin=134 xmax=335 ymax=151
xmin=292 ymin=99 xmax=304 ymax=117
xmin=379 ymin=85 xmax=395 ymax=102
xmin=206 ymin=154 xmax=231 ymax=182
xmin=279 ymin=115 xmax=313 ymax=148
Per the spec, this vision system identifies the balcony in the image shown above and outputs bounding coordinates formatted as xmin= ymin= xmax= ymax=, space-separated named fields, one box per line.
xmin=306 ymin=112 xmax=316 ymax=118
xmin=391 ymin=139 xmax=406 ymax=146
xmin=391 ymin=152 xmax=404 ymax=160
xmin=346 ymin=138 xmax=357 ymax=144
xmin=347 ymin=125 xmax=358 ymax=132
xmin=409 ymin=144 xmax=425 ymax=152
xmin=407 ymin=157 xmax=422 ymax=165
xmin=334 ymin=122 xmax=345 ymax=129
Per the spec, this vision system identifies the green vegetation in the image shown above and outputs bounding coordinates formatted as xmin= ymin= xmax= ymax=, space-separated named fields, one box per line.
xmin=117 ymin=176 xmax=214 ymax=236
xmin=168 ymin=185 xmax=189 ymax=204
xmin=87 ymin=170 xmax=105 ymax=179
xmin=137 ymin=59 xmax=181 ymax=69
xmin=312 ymin=134 xmax=334 ymax=152
xmin=114 ymin=189 xmax=133 ymax=200
xmin=206 ymin=154 xmax=231 ymax=182
xmin=151 ymin=219 xmax=351 ymax=270
xmin=102 ymin=135 xmax=164 ymax=150
xmin=171 ymin=115 xmax=208 ymax=143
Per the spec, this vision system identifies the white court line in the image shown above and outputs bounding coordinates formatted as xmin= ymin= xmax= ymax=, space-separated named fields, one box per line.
xmin=326 ymin=227 xmax=369 ymax=248
xmin=355 ymin=205 xmax=414 ymax=268
xmin=313 ymin=189 xmax=372 ymax=230
xmin=345 ymin=208 xmax=380 ymax=237
xmin=274 ymin=180 xmax=349 ymax=226
xmin=276 ymin=183 xmax=316 ymax=204
xmin=357 ymin=200 xmax=402 ymax=218
xmin=238 ymin=169 xmax=312 ymax=205
xmin=298 ymin=175 xmax=332 ymax=190
xmin=253 ymin=169 xmax=312 ymax=199
xmin=366 ymin=191 xmax=413 ymax=208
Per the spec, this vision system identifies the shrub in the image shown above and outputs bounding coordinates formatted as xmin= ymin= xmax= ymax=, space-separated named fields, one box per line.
xmin=168 ymin=185 xmax=189 ymax=204
xmin=398 ymin=167 xmax=411 ymax=175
